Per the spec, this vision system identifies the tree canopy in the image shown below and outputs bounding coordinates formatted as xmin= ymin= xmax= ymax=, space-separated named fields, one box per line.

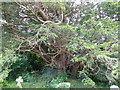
xmin=0 ymin=1 xmax=119 ymax=87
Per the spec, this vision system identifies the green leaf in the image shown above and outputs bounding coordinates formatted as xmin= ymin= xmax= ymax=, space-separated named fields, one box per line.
xmin=39 ymin=36 xmax=47 ymax=41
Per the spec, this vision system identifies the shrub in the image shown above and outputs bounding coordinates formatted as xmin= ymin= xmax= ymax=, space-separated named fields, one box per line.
xmin=0 ymin=49 xmax=16 ymax=87
xmin=7 ymin=54 xmax=33 ymax=80
xmin=50 ymin=73 xmax=68 ymax=88
xmin=79 ymin=71 xmax=95 ymax=87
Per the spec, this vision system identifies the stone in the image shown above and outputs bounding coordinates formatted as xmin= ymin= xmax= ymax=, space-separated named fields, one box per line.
xmin=110 ymin=85 xmax=119 ymax=90
xmin=16 ymin=76 xmax=23 ymax=88
xmin=57 ymin=82 xmax=71 ymax=88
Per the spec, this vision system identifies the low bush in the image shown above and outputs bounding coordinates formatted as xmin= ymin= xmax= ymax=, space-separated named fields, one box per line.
xmin=0 ymin=49 xmax=16 ymax=87
xmin=7 ymin=54 xmax=33 ymax=80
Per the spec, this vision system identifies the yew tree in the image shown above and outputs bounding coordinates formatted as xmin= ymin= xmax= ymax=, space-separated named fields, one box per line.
xmin=1 ymin=1 xmax=119 ymax=83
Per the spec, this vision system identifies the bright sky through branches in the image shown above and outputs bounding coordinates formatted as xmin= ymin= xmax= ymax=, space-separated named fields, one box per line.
xmin=75 ymin=0 xmax=119 ymax=5
xmin=0 ymin=0 xmax=119 ymax=2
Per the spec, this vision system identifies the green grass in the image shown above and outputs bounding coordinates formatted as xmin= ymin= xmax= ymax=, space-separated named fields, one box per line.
xmin=3 ymin=80 xmax=110 ymax=88
xmin=67 ymin=79 xmax=108 ymax=88
xmin=3 ymin=81 xmax=46 ymax=88
xmin=3 ymin=72 xmax=116 ymax=88
xmin=68 ymin=79 xmax=87 ymax=88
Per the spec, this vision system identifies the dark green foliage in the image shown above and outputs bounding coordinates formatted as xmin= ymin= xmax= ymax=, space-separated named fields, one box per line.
xmin=7 ymin=52 xmax=46 ymax=81
xmin=26 ymin=53 xmax=45 ymax=71
xmin=39 ymin=67 xmax=58 ymax=83
xmin=7 ymin=54 xmax=32 ymax=80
